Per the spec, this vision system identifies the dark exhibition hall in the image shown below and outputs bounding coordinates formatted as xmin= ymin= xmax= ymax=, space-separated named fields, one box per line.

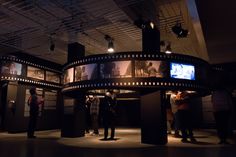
xmin=0 ymin=0 xmax=236 ymax=157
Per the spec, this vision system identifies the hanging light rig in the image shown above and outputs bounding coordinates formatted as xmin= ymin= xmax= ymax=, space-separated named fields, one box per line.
xmin=49 ymin=34 xmax=55 ymax=52
xmin=104 ymin=35 xmax=114 ymax=53
xmin=171 ymin=22 xmax=189 ymax=38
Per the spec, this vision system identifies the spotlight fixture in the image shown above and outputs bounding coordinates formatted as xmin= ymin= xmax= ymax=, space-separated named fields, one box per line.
xmin=107 ymin=40 xmax=114 ymax=53
xmin=149 ymin=21 xmax=155 ymax=29
xmin=171 ymin=22 xmax=189 ymax=38
xmin=165 ymin=49 xmax=172 ymax=54
xmin=134 ymin=18 xmax=146 ymax=29
xmin=104 ymin=35 xmax=114 ymax=53
xmin=160 ymin=41 xmax=172 ymax=54
xmin=165 ymin=42 xmax=172 ymax=54
xmin=134 ymin=18 xmax=156 ymax=30
xmin=160 ymin=40 xmax=166 ymax=52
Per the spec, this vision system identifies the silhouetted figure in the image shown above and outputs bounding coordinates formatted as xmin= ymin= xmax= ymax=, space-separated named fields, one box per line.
xmin=102 ymin=90 xmax=117 ymax=140
xmin=90 ymin=95 xmax=100 ymax=135
xmin=85 ymin=96 xmax=91 ymax=134
xmin=175 ymin=91 xmax=196 ymax=143
xmin=212 ymin=88 xmax=232 ymax=144
xmin=27 ymin=87 xmax=40 ymax=138
xmin=170 ymin=91 xmax=181 ymax=137
xmin=165 ymin=95 xmax=173 ymax=134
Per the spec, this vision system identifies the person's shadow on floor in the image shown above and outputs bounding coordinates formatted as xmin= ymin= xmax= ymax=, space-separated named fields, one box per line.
xmin=100 ymin=138 xmax=120 ymax=141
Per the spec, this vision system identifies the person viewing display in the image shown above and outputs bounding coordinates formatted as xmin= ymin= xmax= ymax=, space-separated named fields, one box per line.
xmin=27 ymin=87 xmax=44 ymax=138
xmin=170 ymin=91 xmax=181 ymax=137
xmin=101 ymin=90 xmax=117 ymax=140
xmin=84 ymin=96 xmax=91 ymax=134
xmin=175 ymin=91 xmax=196 ymax=143
xmin=89 ymin=95 xmax=100 ymax=135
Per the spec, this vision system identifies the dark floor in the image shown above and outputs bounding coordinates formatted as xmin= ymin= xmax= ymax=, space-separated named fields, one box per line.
xmin=0 ymin=128 xmax=235 ymax=157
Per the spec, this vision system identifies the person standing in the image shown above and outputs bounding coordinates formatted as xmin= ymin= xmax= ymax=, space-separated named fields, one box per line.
xmin=102 ymin=90 xmax=117 ymax=140
xmin=27 ymin=87 xmax=40 ymax=138
xmin=175 ymin=91 xmax=196 ymax=143
xmin=85 ymin=96 xmax=91 ymax=134
xmin=170 ymin=91 xmax=181 ymax=137
xmin=90 ymin=95 xmax=100 ymax=135
xmin=165 ymin=95 xmax=173 ymax=134
xmin=211 ymin=88 xmax=232 ymax=144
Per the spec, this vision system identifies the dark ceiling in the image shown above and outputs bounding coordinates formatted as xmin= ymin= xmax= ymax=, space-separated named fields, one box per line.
xmin=196 ymin=0 xmax=236 ymax=64
xmin=1 ymin=0 xmax=232 ymax=65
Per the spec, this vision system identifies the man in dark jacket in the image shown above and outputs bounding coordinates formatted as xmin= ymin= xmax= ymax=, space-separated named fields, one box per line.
xmin=27 ymin=87 xmax=39 ymax=138
xmin=102 ymin=90 xmax=117 ymax=140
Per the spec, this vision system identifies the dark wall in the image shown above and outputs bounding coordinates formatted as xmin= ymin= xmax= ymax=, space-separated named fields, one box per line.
xmin=142 ymin=26 xmax=160 ymax=52
xmin=140 ymin=90 xmax=167 ymax=145
xmin=67 ymin=42 xmax=85 ymax=63
xmin=98 ymin=98 xmax=141 ymax=128
xmin=98 ymin=96 xmax=202 ymax=128
xmin=61 ymin=96 xmax=86 ymax=137
xmin=0 ymin=81 xmax=8 ymax=130
xmin=116 ymin=99 xmax=141 ymax=127
xmin=189 ymin=97 xmax=203 ymax=128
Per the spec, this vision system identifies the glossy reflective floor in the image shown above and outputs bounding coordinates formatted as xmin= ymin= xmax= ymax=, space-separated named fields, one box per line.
xmin=0 ymin=128 xmax=235 ymax=157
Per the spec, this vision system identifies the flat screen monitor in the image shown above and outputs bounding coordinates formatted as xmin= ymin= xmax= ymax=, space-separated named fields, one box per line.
xmin=170 ymin=62 xmax=195 ymax=80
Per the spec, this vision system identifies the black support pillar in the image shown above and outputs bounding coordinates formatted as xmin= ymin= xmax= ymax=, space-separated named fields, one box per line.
xmin=62 ymin=42 xmax=86 ymax=137
xmin=140 ymin=90 xmax=167 ymax=145
xmin=67 ymin=42 xmax=85 ymax=63
xmin=61 ymin=95 xmax=86 ymax=137
xmin=142 ymin=27 xmax=160 ymax=52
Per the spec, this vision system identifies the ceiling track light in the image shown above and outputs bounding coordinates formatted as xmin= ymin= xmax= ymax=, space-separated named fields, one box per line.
xmin=107 ymin=40 xmax=114 ymax=53
xmin=134 ymin=18 xmax=156 ymax=30
xmin=104 ymin=35 xmax=114 ymax=53
xmin=160 ymin=40 xmax=172 ymax=54
xmin=165 ymin=42 xmax=172 ymax=54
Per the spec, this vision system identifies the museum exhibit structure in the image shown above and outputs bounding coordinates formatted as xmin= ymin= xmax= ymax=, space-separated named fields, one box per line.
xmin=0 ymin=53 xmax=62 ymax=132
xmin=62 ymin=49 xmax=210 ymax=145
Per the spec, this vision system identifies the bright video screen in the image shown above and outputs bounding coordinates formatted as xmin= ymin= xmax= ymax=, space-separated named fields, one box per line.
xmin=170 ymin=62 xmax=195 ymax=80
